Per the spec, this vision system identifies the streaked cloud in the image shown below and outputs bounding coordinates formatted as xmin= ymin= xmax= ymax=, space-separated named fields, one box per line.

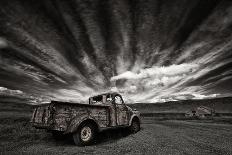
xmin=111 ymin=63 xmax=199 ymax=81
xmin=0 ymin=86 xmax=23 ymax=95
xmin=0 ymin=0 xmax=231 ymax=104
xmin=0 ymin=37 xmax=8 ymax=48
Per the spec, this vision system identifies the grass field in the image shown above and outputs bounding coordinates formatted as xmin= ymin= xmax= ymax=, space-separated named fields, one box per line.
xmin=0 ymin=98 xmax=232 ymax=154
xmin=130 ymin=97 xmax=232 ymax=113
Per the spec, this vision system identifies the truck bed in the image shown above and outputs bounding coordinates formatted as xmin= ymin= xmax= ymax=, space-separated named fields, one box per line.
xmin=31 ymin=101 xmax=111 ymax=131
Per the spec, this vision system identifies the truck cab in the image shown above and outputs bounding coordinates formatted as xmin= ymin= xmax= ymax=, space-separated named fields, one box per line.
xmin=89 ymin=93 xmax=136 ymax=127
xmin=31 ymin=93 xmax=140 ymax=146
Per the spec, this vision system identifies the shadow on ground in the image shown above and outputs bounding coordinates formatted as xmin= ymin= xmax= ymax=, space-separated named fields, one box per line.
xmin=53 ymin=127 xmax=133 ymax=146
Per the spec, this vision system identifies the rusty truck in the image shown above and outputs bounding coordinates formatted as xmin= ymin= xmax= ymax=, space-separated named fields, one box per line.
xmin=31 ymin=92 xmax=141 ymax=146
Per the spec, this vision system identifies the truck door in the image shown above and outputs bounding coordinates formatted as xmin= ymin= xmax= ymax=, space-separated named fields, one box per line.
xmin=114 ymin=95 xmax=129 ymax=126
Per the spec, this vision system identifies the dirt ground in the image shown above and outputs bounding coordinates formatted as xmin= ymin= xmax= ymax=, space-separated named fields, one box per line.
xmin=1 ymin=112 xmax=232 ymax=155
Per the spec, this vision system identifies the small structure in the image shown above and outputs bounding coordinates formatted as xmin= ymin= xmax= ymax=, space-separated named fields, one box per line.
xmin=185 ymin=106 xmax=215 ymax=119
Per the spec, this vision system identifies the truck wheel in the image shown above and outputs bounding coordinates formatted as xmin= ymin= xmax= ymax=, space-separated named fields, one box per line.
xmin=73 ymin=123 xmax=96 ymax=146
xmin=130 ymin=119 xmax=140 ymax=133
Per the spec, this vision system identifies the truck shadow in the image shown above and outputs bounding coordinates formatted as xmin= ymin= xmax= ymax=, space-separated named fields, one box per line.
xmin=51 ymin=128 xmax=132 ymax=146
xmin=95 ymin=128 xmax=131 ymax=145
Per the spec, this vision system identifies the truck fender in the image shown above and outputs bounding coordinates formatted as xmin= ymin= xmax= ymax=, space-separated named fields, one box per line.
xmin=129 ymin=114 xmax=141 ymax=126
xmin=65 ymin=115 xmax=99 ymax=134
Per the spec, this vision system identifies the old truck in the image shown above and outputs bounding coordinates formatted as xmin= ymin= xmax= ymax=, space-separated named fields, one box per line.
xmin=31 ymin=92 xmax=140 ymax=146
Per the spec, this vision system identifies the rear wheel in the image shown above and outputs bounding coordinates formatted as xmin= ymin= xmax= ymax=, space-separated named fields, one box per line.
xmin=130 ymin=119 xmax=140 ymax=133
xmin=73 ymin=123 xmax=97 ymax=146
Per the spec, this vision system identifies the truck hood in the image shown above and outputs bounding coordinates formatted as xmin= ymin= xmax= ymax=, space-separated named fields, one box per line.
xmin=127 ymin=105 xmax=140 ymax=115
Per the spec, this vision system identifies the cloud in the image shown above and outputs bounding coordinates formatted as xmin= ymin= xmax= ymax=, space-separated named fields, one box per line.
xmin=192 ymin=93 xmax=219 ymax=99
xmin=0 ymin=86 xmax=23 ymax=95
xmin=111 ymin=71 xmax=139 ymax=81
xmin=0 ymin=37 xmax=8 ymax=48
xmin=111 ymin=63 xmax=199 ymax=81
xmin=109 ymin=63 xmax=223 ymax=103
xmin=0 ymin=1 xmax=230 ymax=104
xmin=146 ymin=93 xmax=220 ymax=103
xmin=48 ymin=87 xmax=95 ymax=103
xmin=110 ymin=63 xmax=199 ymax=92
xmin=108 ymin=63 xmax=206 ymax=102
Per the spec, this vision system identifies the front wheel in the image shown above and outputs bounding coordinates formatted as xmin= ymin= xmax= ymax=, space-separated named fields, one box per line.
xmin=73 ymin=123 xmax=97 ymax=146
xmin=129 ymin=119 xmax=140 ymax=133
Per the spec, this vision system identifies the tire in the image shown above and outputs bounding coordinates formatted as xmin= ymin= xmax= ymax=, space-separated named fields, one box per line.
xmin=72 ymin=123 xmax=97 ymax=146
xmin=129 ymin=119 xmax=140 ymax=133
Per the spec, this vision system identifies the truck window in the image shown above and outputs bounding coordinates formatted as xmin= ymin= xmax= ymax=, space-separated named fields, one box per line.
xmin=115 ymin=96 xmax=123 ymax=105
xmin=106 ymin=94 xmax=112 ymax=102
xmin=92 ymin=95 xmax=103 ymax=104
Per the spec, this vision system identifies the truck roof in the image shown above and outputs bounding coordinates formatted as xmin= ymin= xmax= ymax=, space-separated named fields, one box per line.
xmin=90 ymin=92 xmax=120 ymax=98
xmin=51 ymin=101 xmax=111 ymax=107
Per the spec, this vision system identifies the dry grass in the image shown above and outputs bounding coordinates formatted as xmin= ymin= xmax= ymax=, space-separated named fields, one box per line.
xmin=1 ymin=101 xmax=232 ymax=154
xmin=0 ymin=102 xmax=52 ymax=153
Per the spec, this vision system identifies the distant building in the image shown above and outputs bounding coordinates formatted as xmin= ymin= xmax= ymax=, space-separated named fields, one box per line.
xmin=185 ymin=106 xmax=215 ymax=119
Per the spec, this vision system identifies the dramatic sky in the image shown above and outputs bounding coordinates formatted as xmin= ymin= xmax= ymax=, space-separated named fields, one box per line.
xmin=0 ymin=0 xmax=232 ymax=104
